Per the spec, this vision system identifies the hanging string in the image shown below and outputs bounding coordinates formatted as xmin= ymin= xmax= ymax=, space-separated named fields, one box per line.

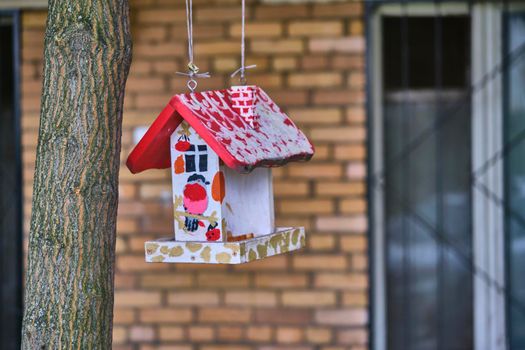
xmin=176 ymin=0 xmax=210 ymax=92
xmin=231 ymin=0 xmax=256 ymax=85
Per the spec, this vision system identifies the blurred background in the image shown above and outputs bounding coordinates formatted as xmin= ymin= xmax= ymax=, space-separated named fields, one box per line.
xmin=1 ymin=1 xmax=525 ymax=350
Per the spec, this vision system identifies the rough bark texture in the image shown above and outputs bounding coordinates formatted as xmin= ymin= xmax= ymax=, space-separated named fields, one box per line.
xmin=22 ymin=1 xmax=132 ymax=348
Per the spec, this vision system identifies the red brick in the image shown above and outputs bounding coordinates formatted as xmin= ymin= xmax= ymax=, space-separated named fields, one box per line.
xmin=218 ymin=326 xmax=244 ymax=341
xmin=197 ymin=273 xmax=250 ymax=287
xmin=136 ymin=9 xmax=186 ymax=24
xmin=199 ymin=308 xmax=252 ymax=323
xmin=315 ymin=182 xmax=365 ymax=197
xmin=168 ymin=291 xmax=220 ymax=306
xmin=279 ymin=199 xmax=334 ymax=215
xmin=288 ymin=164 xmax=343 ymax=179
xmin=255 ymin=309 xmax=312 ymax=325
xmin=247 ymin=325 xmax=273 ymax=342
xmin=310 ymin=126 xmax=366 ymax=142
xmin=288 ymin=108 xmax=342 ymax=125
xmin=276 ymin=327 xmax=304 ymax=343
xmin=231 ymin=22 xmax=283 ymax=37
xmin=188 ymin=326 xmax=215 ymax=341
xmin=308 ymin=235 xmax=336 ymax=251
xmin=197 ymin=7 xmax=250 ymax=22
xmin=337 ymin=329 xmax=367 ymax=345
xmin=315 ymin=309 xmax=367 ymax=326
xmin=158 ymin=326 xmax=185 ymax=341
xmin=289 ymin=21 xmax=343 ymax=37
xmin=289 ymin=72 xmax=343 ymax=88
xmin=141 ymin=273 xmax=193 ymax=290
xmin=255 ymin=5 xmax=309 ymax=19
xmin=225 ymin=291 xmax=278 ymax=307
xmin=310 ymin=37 xmax=365 ymax=53
xmin=114 ymin=308 xmax=136 ymax=325
xmin=306 ymin=328 xmax=332 ymax=344
xmin=252 ymin=39 xmax=304 ymax=54
xmin=312 ymin=3 xmax=363 ymax=17
xmin=139 ymin=308 xmax=193 ymax=323
xmin=282 ymin=291 xmax=337 ymax=307
xmin=115 ymin=291 xmax=162 ymax=307
xmin=255 ymin=273 xmax=308 ymax=288
xmin=315 ymin=273 xmax=368 ymax=290
xmin=130 ymin=325 xmax=155 ymax=342
xmin=316 ymin=216 xmax=367 ymax=233
xmin=293 ymin=255 xmax=347 ymax=271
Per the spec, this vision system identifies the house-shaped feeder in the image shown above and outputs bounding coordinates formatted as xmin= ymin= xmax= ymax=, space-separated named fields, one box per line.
xmin=127 ymin=85 xmax=314 ymax=264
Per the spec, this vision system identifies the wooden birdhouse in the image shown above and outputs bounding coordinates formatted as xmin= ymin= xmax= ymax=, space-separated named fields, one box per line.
xmin=127 ymin=86 xmax=314 ymax=264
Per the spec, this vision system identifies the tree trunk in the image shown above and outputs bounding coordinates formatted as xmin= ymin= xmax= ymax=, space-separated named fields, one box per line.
xmin=22 ymin=1 xmax=132 ymax=348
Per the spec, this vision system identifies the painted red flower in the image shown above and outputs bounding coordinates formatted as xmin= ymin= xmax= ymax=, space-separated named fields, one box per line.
xmin=206 ymin=228 xmax=221 ymax=241
xmin=175 ymin=140 xmax=191 ymax=152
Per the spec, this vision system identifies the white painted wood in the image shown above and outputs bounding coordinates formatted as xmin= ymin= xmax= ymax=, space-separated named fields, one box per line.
xmin=170 ymin=123 xmax=223 ymax=242
xmin=145 ymin=227 xmax=304 ymax=264
xmin=471 ymin=4 xmax=507 ymax=350
xmin=222 ymin=167 xmax=275 ymax=237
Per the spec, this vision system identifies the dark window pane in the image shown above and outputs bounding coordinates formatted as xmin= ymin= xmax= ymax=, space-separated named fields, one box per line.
xmin=199 ymin=154 xmax=208 ymax=172
xmin=383 ymin=17 xmax=470 ymax=89
xmin=185 ymin=154 xmax=196 ymax=172
xmin=198 ymin=145 xmax=207 ymax=152
xmin=504 ymin=11 xmax=525 ymax=349
xmin=382 ymin=16 xmax=473 ymax=350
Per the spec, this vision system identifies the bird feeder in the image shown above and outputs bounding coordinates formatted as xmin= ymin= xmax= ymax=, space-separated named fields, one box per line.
xmin=126 ymin=86 xmax=314 ymax=264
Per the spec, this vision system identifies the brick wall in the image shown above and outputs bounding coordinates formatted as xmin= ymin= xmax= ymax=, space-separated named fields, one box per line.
xmin=21 ymin=1 xmax=367 ymax=349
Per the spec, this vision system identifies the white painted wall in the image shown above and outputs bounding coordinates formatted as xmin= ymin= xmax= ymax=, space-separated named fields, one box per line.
xmin=222 ymin=167 xmax=275 ymax=237
xmin=170 ymin=123 xmax=223 ymax=242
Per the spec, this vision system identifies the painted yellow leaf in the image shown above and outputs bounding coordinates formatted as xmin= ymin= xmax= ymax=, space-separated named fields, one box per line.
xmin=248 ymin=249 xmax=257 ymax=262
xmin=169 ymin=246 xmax=184 ymax=257
xmin=222 ymin=218 xmax=227 ymax=235
xmin=173 ymin=195 xmax=183 ymax=209
xmin=292 ymin=229 xmax=300 ymax=245
xmin=216 ymin=252 xmax=232 ymax=263
xmin=200 ymin=247 xmax=211 ymax=262
xmin=269 ymin=235 xmax=283 ymax=250
xmin=224 ymin=243 xmax=240 ymax=253
xmin=240 ymin=244 xmax=246 ymax=258
xmin=283 ymin=231 xmax=292 ymax=244
xmin=160 ymin=246 xmax=169 ymax=254
xmin=151 ymin=255 xmax=165 ymax=262
xmin=186 ymin=243 xmax=203 ymax=252
xmin=257 ymin=244 xmax=268 ymax=258
xmin=145 ymin=243 xmax=159 ymax=255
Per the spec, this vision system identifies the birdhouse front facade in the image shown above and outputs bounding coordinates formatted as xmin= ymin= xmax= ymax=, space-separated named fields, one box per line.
xmin=127 ymin=86 xmax=314 ymax=264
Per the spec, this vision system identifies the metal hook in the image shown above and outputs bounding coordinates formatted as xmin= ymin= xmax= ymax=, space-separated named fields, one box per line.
xmin=187 ymin=79 xmax=198 ymax=92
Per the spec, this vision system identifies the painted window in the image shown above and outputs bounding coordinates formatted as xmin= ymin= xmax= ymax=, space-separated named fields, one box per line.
xmin=184 ymin=144 xmax=208 ymax=173
xmin=198 ymin=145 xmax=208 ymax=172
xmin=184 ymin=145 xmax=196 ymax=172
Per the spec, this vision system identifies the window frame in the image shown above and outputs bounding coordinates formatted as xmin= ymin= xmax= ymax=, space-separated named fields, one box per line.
xmin=367 ymin=3 xmax=508 ymax=350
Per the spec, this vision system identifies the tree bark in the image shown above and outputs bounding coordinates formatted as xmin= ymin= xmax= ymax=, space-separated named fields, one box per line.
xmin=22 ymin=1 xmax=132 ymax=348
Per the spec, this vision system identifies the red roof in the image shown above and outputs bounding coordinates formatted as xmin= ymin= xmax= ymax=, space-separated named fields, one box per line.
xmin=127 ymin=86 xmax=314 ymax=174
